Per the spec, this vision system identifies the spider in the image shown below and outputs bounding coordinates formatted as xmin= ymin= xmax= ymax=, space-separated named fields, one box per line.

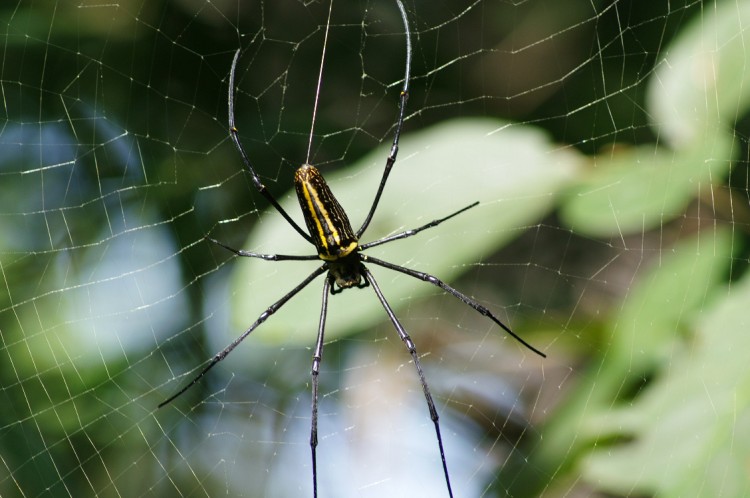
xmin=159 ymin=1 xmax=545 ymax=497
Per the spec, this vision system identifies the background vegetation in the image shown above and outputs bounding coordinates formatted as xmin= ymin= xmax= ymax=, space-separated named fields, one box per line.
xmin=1 ymin=0 xmax=748 ymax=496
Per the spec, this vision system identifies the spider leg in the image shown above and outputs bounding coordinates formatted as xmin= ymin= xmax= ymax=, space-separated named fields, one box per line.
xmin=158 ymin=265 xmax=327 ymax=408
xmin=205 ymin=235 xmax=319 ymax=261
xmin=356 ymin=0 xmax=412 ymax=238
xmin=310 ymin=276 xmax=331 ymax=498
xmin=228 ymin=49 xmax=312 ymax=244
xmin=364 ymin=256 xmax=546 ymax=358
xmin=362 ymin=266 xmax=454 ymax=498
xmin=359 ymin=202 xmax=479 ymax=251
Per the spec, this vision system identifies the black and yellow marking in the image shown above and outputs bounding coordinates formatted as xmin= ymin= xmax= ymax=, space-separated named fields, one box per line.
xmin=295 ymin=164 xmax=359 ymax=261
xmin=162 ymin=8 xmax=544 ymax=498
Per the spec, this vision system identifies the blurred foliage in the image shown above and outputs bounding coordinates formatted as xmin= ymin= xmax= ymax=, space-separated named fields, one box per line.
xmin=1 ymin=0 xmax=749 ymax=497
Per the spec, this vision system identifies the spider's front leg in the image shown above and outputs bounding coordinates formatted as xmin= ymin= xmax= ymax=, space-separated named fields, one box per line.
xmin=204 ymin=235 xmax=319 ymax=262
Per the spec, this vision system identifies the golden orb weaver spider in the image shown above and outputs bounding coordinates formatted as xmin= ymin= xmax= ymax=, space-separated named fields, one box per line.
xmin=159 ymin=1 xmax=545 ymax=496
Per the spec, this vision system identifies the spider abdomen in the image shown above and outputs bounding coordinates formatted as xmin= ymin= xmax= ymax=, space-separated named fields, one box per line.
xmin=294 ymin=164 xmax=359 ymax=261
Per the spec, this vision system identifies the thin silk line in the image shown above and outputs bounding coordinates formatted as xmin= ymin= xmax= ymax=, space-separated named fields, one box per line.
xmin=306 ymin=0 xmax=335 ymax=165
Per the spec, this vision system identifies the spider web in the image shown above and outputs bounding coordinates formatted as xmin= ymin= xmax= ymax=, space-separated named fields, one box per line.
xmin=2 ymin=0 xmax=748 ymax=497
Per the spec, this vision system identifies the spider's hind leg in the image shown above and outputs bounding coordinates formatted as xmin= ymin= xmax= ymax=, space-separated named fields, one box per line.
xmin=361 ymin=265 xmax=455 ymax=497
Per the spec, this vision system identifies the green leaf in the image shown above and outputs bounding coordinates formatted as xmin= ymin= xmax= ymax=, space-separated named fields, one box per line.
xmin=559 ymin=127 xmax=734 ymax=237
xmin=560 ymin=0 xmax=750 ymax=237
xmin=605 ymin=228 xmax=735 ymax=374
xmin=581 ymin=237 xmax=750 ymax=496
xmin=647 ymin=0 xmax=750 ymax=148
xmin=218 ymin=118 xmax=580 ymax=356
xmin=509 ymin=227 xmax=735 ymax=496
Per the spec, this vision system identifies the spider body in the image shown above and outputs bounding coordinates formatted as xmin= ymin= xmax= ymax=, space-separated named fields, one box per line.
xmin=294 ymin=163 xmax=359 ymax=262
xmin=159 ymin=2 xmax=544 ymax=497
xmin=295 ymin=163 xmax=368 ymax=292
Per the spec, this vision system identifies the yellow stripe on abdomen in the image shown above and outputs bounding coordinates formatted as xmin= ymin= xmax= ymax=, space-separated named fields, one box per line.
xmin=294 ymin=164 xmax=358 ymax=261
